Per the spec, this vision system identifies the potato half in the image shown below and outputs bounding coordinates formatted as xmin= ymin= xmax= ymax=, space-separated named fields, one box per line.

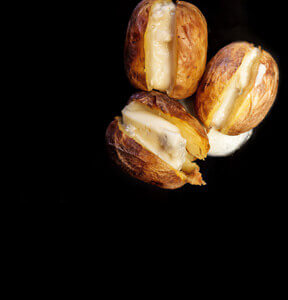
xmin=195 ymin=42 xmax=279 ymax=135
xmin=124 ymin=0 xmax=208 ymax=100
xmin=105 ymin=91 xmax=209 ymax=189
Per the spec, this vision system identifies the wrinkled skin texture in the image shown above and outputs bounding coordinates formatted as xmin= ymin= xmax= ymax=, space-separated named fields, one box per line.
xmin=105 ymin=91 xmax=208 ymax=189
xmin=124 ymin=0 xmax=208 ymax=99
xmin=106 ymin=119 xmax=204 ymax=189
xmin=124 ymin=0 xmax=154 ymax=91
xmin=168 ymin=1 xmax=208 ymax=99
xmin=195 ymin=42 xmax=279 ymax=135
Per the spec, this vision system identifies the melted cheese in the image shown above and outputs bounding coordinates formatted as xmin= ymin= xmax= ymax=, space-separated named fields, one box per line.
xmin=122 ymin=102 xmax=187 ymax=170
xmin=255 ymin=64 xmax=266 ymax=86
xmin=207 ymin=127 xmax=253 ymax=157
xmin=212 ymin=47 xmax=261 ymax=129
xmin=145 ymin=0 xmax=176 ymax=92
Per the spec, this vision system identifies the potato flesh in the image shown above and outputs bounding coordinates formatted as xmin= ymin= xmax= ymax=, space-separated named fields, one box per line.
xmin=122 ymin=102 xmax=187 ymax=170
xmin=212 ymin=47 xmax=261 ymax=129
xmin=207 ymin=127 xmax=253 ymax=157
xmin=145 ymin=0 xmax=176 ymax=92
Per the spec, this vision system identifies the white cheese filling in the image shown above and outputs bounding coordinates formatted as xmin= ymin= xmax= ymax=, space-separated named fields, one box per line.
xmin=145 ymin=0 xmax=176 ymax=92
xmin=255 ymin=63 xmax=266 ymax=86
xmin=207 ymin=127 xmax=253 ymax=157
xmin=212 ymin=47 xmax=261 ymax=129
xmin=122 ymin=102 xmax=187 ymax=170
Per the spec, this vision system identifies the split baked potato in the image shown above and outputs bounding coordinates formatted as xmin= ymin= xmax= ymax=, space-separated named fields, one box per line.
xmin=195 ymin=41 xmax=279 ymax=135
xmin=105 ymin=91 xmax=210 ymax=189
xmin=124 ymin=0 xmax=208 ymax=99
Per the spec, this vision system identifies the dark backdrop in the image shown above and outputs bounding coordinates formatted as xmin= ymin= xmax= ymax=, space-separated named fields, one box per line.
xmin=71 ymin=0 xmax=286 ymax=205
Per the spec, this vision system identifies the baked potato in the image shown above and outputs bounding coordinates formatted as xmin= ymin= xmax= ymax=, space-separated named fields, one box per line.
xmin=124 ymin=0 xmax=208 ymax=100
xmin=195 ymin=41 xmax=279 ymax=135
xmin=105 ymin=91 xmax=210 ymax=189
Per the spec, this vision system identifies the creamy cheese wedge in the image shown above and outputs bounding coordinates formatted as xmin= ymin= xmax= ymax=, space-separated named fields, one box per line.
xmin=122 ymin=102 xmax=187 ymax=170
xmin=212 ymin=47 xmax=261 ymax=129
xmin=145 ymin=0 xmax=176 ymax=92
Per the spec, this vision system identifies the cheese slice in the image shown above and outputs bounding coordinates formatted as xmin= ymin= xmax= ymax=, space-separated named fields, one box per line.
xmin=212 ymin=47 xmax=261 ymax=129
xmin=145 ymin=0 xmax=176 ymax=92
xmin=122 ymin=102 xmax=187 ymax=170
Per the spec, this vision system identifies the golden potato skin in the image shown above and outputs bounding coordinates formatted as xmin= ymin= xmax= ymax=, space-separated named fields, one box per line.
xmin=106 ymin=118 xmax=205 ymax=189
xmin=195 ymin=42 xmax=279 ymax=135
xmin=168 ymin=1 xmax=208 ymax=99
xmin=124 ymin=0 xmax=155 ymax=91
xmin=124 ymin=0 xmax=208 ymax=99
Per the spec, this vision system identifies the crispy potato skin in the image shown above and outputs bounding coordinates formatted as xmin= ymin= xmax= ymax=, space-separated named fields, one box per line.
xmin=129 ymin=91 xmax=209 ymax=148
xmin=124 ymin=0 xmax=155 ymax=91
xmin=124 ymin=0 xmax=208 ymax=99
xmin=195 ymin=42 xmax=279 ymax=135
xmin=168 ymin=1 xmax=208 ymax=99
xmin=106 ymin=118 xmax=204 ymax=189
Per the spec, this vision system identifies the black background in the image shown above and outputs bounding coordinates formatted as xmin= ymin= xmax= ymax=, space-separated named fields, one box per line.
xmin=70 ymin=0 xmax=287 ymax=205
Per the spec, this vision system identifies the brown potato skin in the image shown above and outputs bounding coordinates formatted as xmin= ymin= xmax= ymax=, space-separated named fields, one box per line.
xmin=168 ymin=1 xmax=208 ymax=99
xmin=106 ymin=118 xmax=204 ymax=189
xmin=195 ymin=42 xmax=279 ymax=135
xmin=124 ymin=0 xmax=155 ymax=91
xmin=124 ymin=0 xmax=208 ymax=99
